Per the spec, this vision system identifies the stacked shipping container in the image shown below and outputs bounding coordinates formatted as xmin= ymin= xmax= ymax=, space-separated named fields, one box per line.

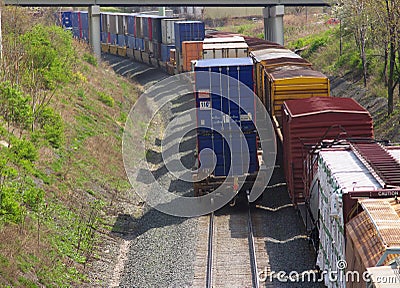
xmin=194 ymin=58 xmax=258 ymax=177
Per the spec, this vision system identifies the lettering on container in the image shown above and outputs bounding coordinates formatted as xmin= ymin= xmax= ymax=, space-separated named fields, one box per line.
xmin=199 ymin=101 xmax=211 ymax=110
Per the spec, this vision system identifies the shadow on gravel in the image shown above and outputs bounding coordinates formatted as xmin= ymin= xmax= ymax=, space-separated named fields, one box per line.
xmin=102 ymin=54 xmax=169 ymax=87
xmin=111 ymin=208 xmax=187 ymax=241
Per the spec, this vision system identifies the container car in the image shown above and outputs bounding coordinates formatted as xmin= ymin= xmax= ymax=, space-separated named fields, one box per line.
xmin=193 ymin=57 xmax=259 ymax=196
xmin=282 ymin=97 xmax=374 ymax=205
xmin=305 ymin=141 xmax=400 ymax=288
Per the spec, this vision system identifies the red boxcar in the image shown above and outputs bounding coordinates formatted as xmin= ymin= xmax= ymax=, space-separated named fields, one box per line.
xmin=281 ymin=97 xmax=374 ymax=205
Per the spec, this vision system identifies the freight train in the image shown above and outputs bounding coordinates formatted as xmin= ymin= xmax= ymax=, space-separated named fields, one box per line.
xmin=61 ymin=10 xmax=400 ymax=288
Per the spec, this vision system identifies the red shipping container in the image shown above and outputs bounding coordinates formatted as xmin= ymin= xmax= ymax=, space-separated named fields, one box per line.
xmin=182 ymin=41 xmax=203 ymax=72
xmin=281 ymin=97 xmax=374 ymax=205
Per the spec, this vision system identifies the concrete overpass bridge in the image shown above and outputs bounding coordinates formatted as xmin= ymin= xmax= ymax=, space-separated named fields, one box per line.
xmin=3 ymin=0 xmax=329 ymax=57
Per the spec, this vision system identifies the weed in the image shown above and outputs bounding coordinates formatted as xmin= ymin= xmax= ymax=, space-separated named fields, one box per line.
xmin=98 ymin=91 xmax=115 ymax=107
xmin=83 ymin=52 xmax=98 ymax=67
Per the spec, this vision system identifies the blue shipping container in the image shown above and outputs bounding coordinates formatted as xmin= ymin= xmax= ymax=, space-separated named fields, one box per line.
xmin=80 ymin=12 xmax=89 ymax=31
xmin=117 ymin=34 xmax=126 ymax=46
xmin=61 ymin=11 xmax=72 ymax=29
xmin=101 ymin=32 xmax=108 ymax=43
xmin=127 ymin=36 xmax=135 ymax=48
xmin=194 ymin=57 xmax=257 ymax=177
xmin=197 ymin=132 xmax=258 ymax=176
xmin=135 ymin=38 xmax=145 ymax=51
xmin=71 ymin=12 xmax=79 ymax=30
xmin=127 ymin=15 xmax=135 ymax=35
xmin=174 ymin=21 xmax=205 ymax=51
xmin=72 ymin=28 xmax=80 ymax=39
xmin=142 ymin=16 xmax=149 ymax=39
xmin=110 ymin=33 xmax=118 ymax=45
xmin=161 ymin=44 xmax=175 ymax=62
xmin=82 ymin=29 xmax=89 ymax=42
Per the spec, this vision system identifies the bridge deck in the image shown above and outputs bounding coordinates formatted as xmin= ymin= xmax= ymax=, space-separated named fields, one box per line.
xmin=4 ymin=0 xmax=329 ymax=7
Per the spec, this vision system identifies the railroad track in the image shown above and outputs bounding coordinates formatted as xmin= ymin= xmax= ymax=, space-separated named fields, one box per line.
xmin=194 ymin=198 xmax=259 ymax=288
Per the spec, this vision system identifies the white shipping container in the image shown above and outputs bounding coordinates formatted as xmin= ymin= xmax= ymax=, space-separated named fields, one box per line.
xmin=202 ymin=42 xmax=248 ymax=59
xmin=314 ymin=149 xmax=383 ymax=288
xmin=161 ymin=18 xmax=185 ymax=45
xmin=203 ymin=36 xmax=245 ymax=44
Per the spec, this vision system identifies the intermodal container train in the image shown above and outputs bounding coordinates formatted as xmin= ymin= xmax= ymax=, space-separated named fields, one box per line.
xmin=62 ymin=11 xmax=400 ymax=286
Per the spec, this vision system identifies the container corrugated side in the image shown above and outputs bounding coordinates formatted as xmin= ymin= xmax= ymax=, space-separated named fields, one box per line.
xmin=117 ymin=34 xmax=126 ymax=47
xmin=281 ymin=97 xmax=375 ymax=206
xmin=161 ymin=44 xmax=175 ymax=62
xmin=109 ymin=33 xmax=118 ymax=45
xmin=71 ymin=11 xmax=79 ymax=30
xmin=135 ymin=16 xmax=142 ymax=38
xmin=100 ymin=13 xmax=108 ymax=32
xmin=161 ymin=18 xmax=185 ymax=44
xmin=117 ymin=14 xmax=125 ymax=35
xmin=194 ymin=58 xmax=257 ymax=177
xmin=61 ymin=11 xmax=72 ymax=29
xmin=315 ymin=150 xmax=383 ymax=288
xmin=174 ymin=21 xmax=205 ymax=51
xmin=80 ymin=12 xmax=89 ymax=31
xmin=182 ymin=41 xmax=203 ymax=72
xmin=202 ymin=42 xmax=248 ymax=59
xmin=127 ymin=15 xmax=135 ymax=35
xmin=263 ymin=65 xmax=330 ymax=119
xmin=108 ymin=14 xmax=118 ymax=34
xmin=127 ymin=36 xmax=135 ymax=48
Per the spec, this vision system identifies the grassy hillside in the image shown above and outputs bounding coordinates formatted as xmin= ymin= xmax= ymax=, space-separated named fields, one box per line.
xmin=284 ymin=17 xmax=400 ymax=143
xmin=0 ymin=7 xmax=139 ymax=287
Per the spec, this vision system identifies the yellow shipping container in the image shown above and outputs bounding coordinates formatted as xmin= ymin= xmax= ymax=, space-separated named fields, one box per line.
xmin=261 ymin=65 xmax=330 ymax=123
xmin=117 ymin=46 xmax=127 ymax=57
xmin=109 ymin=45 xmax=118 ymax=55
xmin=101 ymin=43 xmax=110 ymax=53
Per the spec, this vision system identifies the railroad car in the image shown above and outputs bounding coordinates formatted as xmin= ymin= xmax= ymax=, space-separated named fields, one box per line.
xmin=63 ymin=11 xmax=400 ymax=286
xmin=192 ymin=57 xmax=261 ymax=196
xmin=282 ymin=97 xmax=374 ymax=205
xmin=304 ymin=140 xmax=400 ymax=288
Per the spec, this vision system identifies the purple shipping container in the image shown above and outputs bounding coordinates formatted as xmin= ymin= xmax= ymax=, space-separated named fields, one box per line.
xmin=161 ymin=44 xmax=175 ymax=62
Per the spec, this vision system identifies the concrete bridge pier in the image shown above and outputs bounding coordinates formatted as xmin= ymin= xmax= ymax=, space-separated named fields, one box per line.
xmin=263 ymin=5 xmax=285 ymax=46
xmin=89 ymin=5 xmax=101 ymax=59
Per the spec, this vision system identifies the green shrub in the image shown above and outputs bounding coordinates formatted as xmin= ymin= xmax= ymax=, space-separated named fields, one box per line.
xmin=20 ymin=24 xmax=76 ymax=90
xmin=83 ymin=53 xmax=98 ymax=67
xmin=98 ymin=91 xmax=115 ymax=107
xmin=34 ymin=107 xmax=64 ymax=149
